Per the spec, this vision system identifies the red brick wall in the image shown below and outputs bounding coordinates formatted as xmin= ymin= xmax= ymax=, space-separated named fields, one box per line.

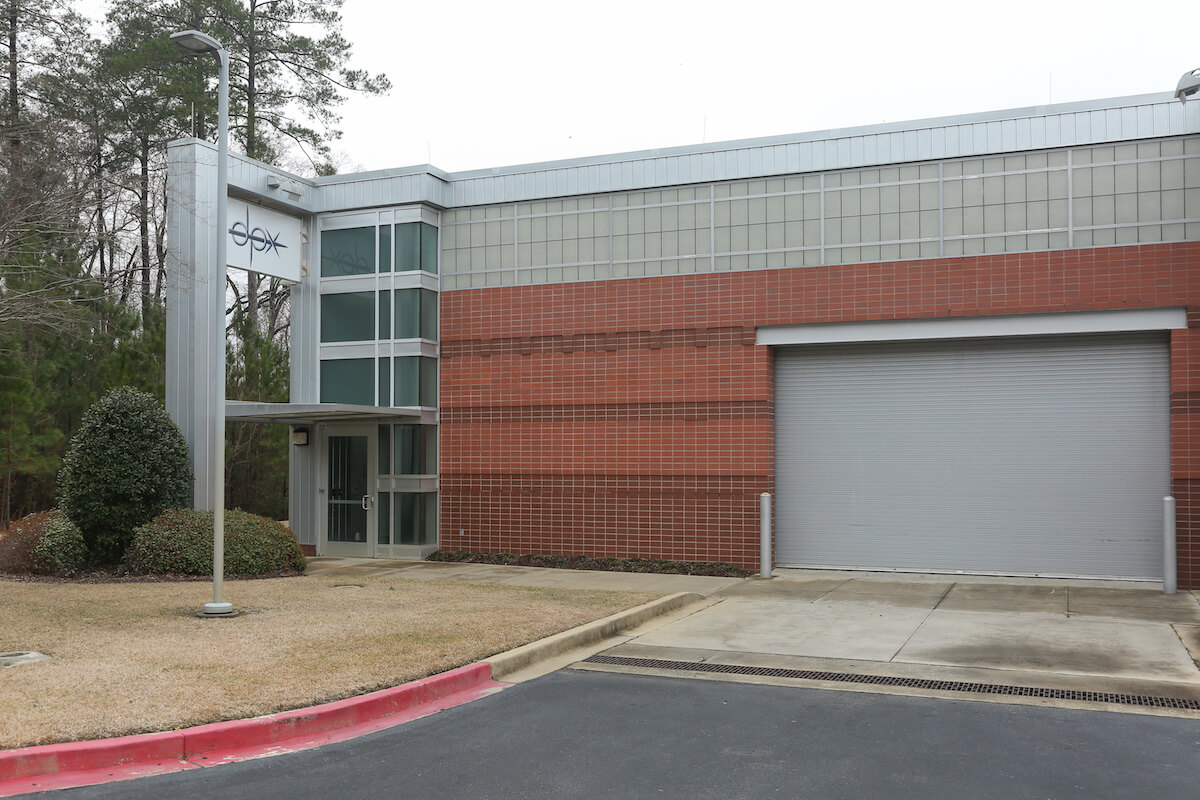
xmin=440 ymin=242 xmax=1199 ymax=584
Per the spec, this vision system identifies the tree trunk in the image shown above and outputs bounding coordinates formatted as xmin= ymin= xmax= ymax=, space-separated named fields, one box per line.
xmin=6 ymin=0 xmax=19 ymax=152
xmin=139 ymin=134 xmax=151 ymax=319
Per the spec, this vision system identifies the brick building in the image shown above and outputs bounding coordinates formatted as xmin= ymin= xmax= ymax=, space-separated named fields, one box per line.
xmin=167 ymin=93 xmax=1200 ymax=587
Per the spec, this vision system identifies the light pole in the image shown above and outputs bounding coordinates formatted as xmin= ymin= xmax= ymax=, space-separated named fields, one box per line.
xmin=1177 ymin=68 xmax=1200 ymax=103
xmin=171 ymin=29 xmax=232 ymax=616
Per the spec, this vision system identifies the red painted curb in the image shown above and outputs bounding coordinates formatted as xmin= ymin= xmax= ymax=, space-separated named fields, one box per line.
xmin=0 ymin=661 xmax=502 ymax=796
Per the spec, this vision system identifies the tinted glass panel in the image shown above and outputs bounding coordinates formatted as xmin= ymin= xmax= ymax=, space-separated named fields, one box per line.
xmin=378 ymin=226 xmax=392 ymax=272
xmin=378 ymin=289 xmax=391 ymax=339
xmin=421 ymin=493 xmax=438 ymax=545
xmin=420 ymin=357 xmax=438 ymax=406
xmin=395 ymin=223 xmax=420 ymax=271
xmin=393 ymin=425 xmax=436 ymax=474
xmin=378 ymin=424 xmax=391 ymax=474
xmin=420 ymin=223 xmax=438 ymax=273
xmin=420 ymin=290 xmax=438 ymax=340
xmin=327 ymin=435 xmax=368 ymax=542
xmin=395 ymin=492 xmax=420 ymax=545
xmin=377 ymin=491 xmax=391 ymax=544
xmin=320 ymin=359 xmax=373 ymax=405
xmin=377 ymin=358 xmax=390 ymax=407
xmin=393 ymin=356 xmax=419 ymax=406
xmin=321 ymin=227 xmax=375 ymax=276
xmin=394 ymin=289 xmax=421 ymax=338
xmin=320 ymin=292 xmax=374 ymax=343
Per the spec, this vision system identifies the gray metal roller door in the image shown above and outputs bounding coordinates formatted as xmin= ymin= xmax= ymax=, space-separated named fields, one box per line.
xmin=774 ymin=333 xmax=1169 ymax=578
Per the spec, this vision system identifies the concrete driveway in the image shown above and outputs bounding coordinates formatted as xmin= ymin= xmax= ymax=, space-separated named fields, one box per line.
xmin=583 ymin=569 xmax=1200 ymax=711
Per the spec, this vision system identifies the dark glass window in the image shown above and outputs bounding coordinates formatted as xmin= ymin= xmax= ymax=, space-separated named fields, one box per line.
xmin=393 ymin=288 xmax=438 ymax=341
xmin=394 ymin=289 xmax=421 ymax=339
xmin=377 ymin=357 xmax=390 ymax=407
xmin=393 ymin=425 xmax=437 ymax=474
xmin=420 ymin=290 xmax=438 ymax=340
xmin=321 ymin=227 xmax=375 ymax=276
xmin=378 ymin=290 xmax=391 ymax=339
xmin=320 ymin=292 xmax=374 ymax=342
xmin=378 ymin=424 xmax=391 ymax=474
xmin=319 ymin=359 xmax=373 ymax=405
xmin=377 ymin=491 xmax=391 ymax=544
xmin=420 ymin=222 xmax=438 ymax=273
xmin=395 ymin=223 xmax=420 ymax=271
xmin=394 ymin=492 xmax=437 ymax=545
xmin=378 ymin=226 xmax=392 ymax=272
xmin=395 ymin=222 xmax=438 ymax=274
xmin=393 ymin=356 xmax=419 ymax=406
xmin=420 ymin=357 xmax=438 ymax=406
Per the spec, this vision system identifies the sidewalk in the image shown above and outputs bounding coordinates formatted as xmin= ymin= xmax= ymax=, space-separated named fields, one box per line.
xmin=306 ymin=556 xmax=742 ymax=596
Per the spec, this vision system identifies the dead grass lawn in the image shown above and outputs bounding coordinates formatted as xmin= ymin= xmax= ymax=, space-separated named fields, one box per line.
xmin=0 ymin=576 xmax=656 ymax=749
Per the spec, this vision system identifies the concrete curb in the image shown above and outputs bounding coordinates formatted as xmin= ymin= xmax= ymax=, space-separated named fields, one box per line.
xmin=0 ymin=662 xmax=501 ymax=797
xmin=486 ymin=591 xmax=705 ymax=679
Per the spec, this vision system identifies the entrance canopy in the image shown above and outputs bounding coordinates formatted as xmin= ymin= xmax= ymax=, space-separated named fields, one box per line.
xmin=225 ymin=400 xmax=434 ymax=426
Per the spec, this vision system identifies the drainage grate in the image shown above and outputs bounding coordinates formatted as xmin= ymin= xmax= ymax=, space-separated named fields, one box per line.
xmin=581 ymin=655 xmax=1200 ymax=710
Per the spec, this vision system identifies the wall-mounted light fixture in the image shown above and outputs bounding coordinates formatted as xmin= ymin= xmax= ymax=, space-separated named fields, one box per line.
xmin=292 ymin=427 xmax=310 ymax=446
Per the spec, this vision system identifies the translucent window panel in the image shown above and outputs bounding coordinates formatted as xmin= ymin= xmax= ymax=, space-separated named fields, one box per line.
xmin=321 ymin=227 xmax=375 ymax=276
xmin=420 ymin=357 xmax=438 ymax=407
xmin=395 ymin=223 xmax=421 ymax=271
xmin=378 ymin=290 xmax=391 ymax=339
xmin=393 ymin=356 xmax=420 ymax=406
xmin=420 ymin=290 xmax=438 ymax=340
xmin=377 ymin=491 xmax=391 ymax=544
xmin=378 ymin=226 xmax=392 ymax=272
xmin=320 ymin=292 xmax=374 ymax=343
xmin=378 ymin=424 xmax=391 ymax=474
xmin=320 ymin=359 xmax=373 ymax=405
xmin=377 ymin=357 xmax=390 ymax=407
xmin=394 ymin=289 xmax=421 ymax=338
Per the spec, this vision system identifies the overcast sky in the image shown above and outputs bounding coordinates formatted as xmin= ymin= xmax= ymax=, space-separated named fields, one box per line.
xmin=81 ymin=0 xmax=1198 ymax=174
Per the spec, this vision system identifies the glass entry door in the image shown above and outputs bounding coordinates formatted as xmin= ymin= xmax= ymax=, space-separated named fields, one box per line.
xmin=324 ymin=426 xmax=377 ymax=557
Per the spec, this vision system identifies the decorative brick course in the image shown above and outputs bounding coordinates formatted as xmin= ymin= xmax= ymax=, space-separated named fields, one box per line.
xmin=440 ymin=242 xmax=1199 ymax=584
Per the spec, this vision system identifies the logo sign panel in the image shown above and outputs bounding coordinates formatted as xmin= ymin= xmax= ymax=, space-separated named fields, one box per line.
xmin=226 ymin=197 xmax=302 ymax=283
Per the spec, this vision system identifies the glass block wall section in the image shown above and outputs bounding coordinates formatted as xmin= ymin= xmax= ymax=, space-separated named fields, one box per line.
xmin=440 ymin=135 xmax=1200 ymax=289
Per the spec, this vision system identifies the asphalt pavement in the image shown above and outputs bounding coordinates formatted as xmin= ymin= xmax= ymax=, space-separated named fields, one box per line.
xmin=39 ymin=669 xmax=1200 ymax=800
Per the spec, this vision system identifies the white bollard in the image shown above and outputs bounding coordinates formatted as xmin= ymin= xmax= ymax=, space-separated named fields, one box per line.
xmin=760 ymin=492 xmax=772 ymax=579
xmin=1164 ymin=496 xmax=1176 ymax=595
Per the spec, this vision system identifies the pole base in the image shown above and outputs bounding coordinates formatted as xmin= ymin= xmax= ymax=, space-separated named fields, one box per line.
xmin=202 ymin=602 xmax=235 ymax=616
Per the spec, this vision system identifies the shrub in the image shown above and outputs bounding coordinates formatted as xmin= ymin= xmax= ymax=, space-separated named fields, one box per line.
xmin=31 ymin=514 xmax=88 ymax=576
xmin=58 ymin=386 xmax=193 ymax=563
xmin=126 ymin=508 xmax=306 ymax=576
xmin=0 ymin=510 xmax=58 ymax=573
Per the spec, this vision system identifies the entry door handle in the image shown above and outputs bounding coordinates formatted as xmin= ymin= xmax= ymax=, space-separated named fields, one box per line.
xmin=361 ymin=495 xmax=372 ymax=510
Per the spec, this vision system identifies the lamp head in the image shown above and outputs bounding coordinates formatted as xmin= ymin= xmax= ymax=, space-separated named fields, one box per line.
xmin=171 ymin=30 xmax=223 ymax=54
xmin=1176 ymin=68 xmax=1200 ymax=103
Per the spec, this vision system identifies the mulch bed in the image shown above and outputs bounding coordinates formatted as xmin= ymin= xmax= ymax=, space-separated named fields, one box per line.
xmin=428 ymin=550 xmax=751 ymax=578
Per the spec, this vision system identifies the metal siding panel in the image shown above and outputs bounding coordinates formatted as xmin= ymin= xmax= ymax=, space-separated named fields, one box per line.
xmin=774 ymin=333 xmax=1169 ymax=578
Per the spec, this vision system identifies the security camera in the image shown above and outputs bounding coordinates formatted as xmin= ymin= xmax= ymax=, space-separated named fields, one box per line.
xmin=1177 ymin=68 xmax=1200 ymax=103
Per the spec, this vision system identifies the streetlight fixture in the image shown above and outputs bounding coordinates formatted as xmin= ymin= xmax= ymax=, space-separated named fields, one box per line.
xmin=171 ymin=29 xmax=232 ymax=617
xmin=1176 ymin=68 xmax=1200 ymax=103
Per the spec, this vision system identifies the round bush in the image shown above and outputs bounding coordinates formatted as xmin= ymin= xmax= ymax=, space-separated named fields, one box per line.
xmin=126 ymin=508 xmax=306 ymax=576
xmin=0 ymin=510 xmax=58 ymax=573
xmin=31 ymin=514 xmax=88 ymax=576
xmin=58 ymin=386 xmax=193 ymax=563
